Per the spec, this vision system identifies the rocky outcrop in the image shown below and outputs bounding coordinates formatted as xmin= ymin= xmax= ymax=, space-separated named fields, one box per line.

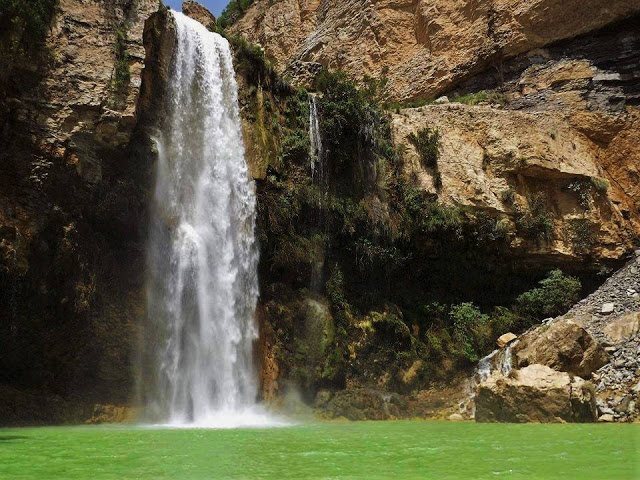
xmin=0 ymin=0 xmax=160 ymax=425
xmin=182 ymin=1 xmax=216 ymax=30
xmin=231 ymin=0 xmax=640 ymax=101
xmin=392 ymin=104 xmax=634 ymax=265
xmin=513 ymin=318 xmax=609 ymax=378
xmin=391 ymin=15 xmax=640 ymax=267
xmin=563 ymin=256 xmax=640 ymax=421
xmin=475 ymin=256 xmax=640 ymax=423
xmin=475 ymin=364 xmax=598 ymax=423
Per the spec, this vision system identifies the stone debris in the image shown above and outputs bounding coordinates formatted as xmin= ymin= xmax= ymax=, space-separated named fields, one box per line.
xmin=601 ymin=303 xmax=615 ymax=314
xmin=563 ymin=257 xmax=640 ymax=422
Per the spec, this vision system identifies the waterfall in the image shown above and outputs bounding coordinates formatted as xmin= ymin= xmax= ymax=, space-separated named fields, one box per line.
xmin=308 ymin=93 xmax=326 ymax=291
xmin=309 ymin=93 xmax=323 ymax=183
xmin=458 ymin=342 xmax=517 ymax=417
xmin=143 ymin=11 xmax=267 ymax=428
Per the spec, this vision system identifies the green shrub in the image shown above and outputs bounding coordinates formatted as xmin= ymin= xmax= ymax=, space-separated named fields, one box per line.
xmin=515 ymin=192 xmax=554 ymax=242
xmin=516 ymin=269 xmax=581 ymax=321
xmin=471 ymin=212 xmax=510 ymax=245
xmin=450 ymin=90 xmax=507 ymax=106
xmin=489 ymin=306 xmax=520 ymax=335
xmin=449 ymin=303 xmax=489 ymax=363
xmin=406 ymin=127 xmax=439 ymax=169
xmin=218 ymin=0 xmax=255 ymax=29
xmin=111 ymin=27 xmax=130 ymax=89
xmin=568 ymin=218 xmax=596 ymax=253
xmin=0 ymin=0 xmax=57 ymax=55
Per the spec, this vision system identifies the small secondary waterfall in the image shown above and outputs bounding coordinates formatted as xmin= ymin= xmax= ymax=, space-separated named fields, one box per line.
xmin=144 ymin=12 xmax=265 ymax=427
xmin=308 ymin=93 xmax=326 ymax=292
xmin=459 ymin=342 xmax=517 ymax=417
xmin=309 ymin=93 xmax=323 ymax=184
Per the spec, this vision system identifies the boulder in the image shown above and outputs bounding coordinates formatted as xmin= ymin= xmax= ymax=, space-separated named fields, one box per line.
xmin=513 ymin=318 xmax=609 ymax=378
xmin=603 ymin=313 xmax=640 ymax=344
xmin=497 ymin=332 xmax=518 ymax=348
xmin=601 ymin=303 xmax=615 ymax=314
xmin=475 ymin=365 xmax=598 ymax=423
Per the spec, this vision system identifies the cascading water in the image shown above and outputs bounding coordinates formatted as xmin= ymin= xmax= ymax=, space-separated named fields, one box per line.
xmin=309 ymin=93 xmax=323 ymax=184
xmin=458 ymin=341 xmax=518 ymax=417
xmin=308 ymin=93 xmax=326 ymax=292
xmin=143 ymin=11 xmax=269 ymax=428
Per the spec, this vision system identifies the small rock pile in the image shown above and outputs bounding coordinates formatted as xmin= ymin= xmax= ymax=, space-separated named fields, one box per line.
xmin=565 ymin=254 xmax=640 ymax=422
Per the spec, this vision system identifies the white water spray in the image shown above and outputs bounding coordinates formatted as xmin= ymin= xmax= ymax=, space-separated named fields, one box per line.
xmin=458 ymin=341 xmax=518 ymax=417
xmin=144 ymin=12 xmax=270 ymax=428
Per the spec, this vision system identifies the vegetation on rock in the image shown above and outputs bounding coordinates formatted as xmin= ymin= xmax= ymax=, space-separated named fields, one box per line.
xmin=218 ymin=0 xmax=255 ymax=29
xmin=450 ymin=90 xmax=507 ymax=106
xmin=514 ymin=192 xmax=555 ymax=243
xmin=112 ymin=27 xmax=130 ymax=89
xmin=0 ymin=0 xmax=57 ymax=56
xmin=406 ymin=127 xmax=439 ymax=169
xmin=516 ymin=269 xmax=582 ymax=321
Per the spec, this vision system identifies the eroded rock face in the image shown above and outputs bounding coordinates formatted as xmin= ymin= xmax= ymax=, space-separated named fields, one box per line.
xmin=392 ymin=103 xmax=633 ymax=265
xmin=390 ymin=16 xmax=640 ymax=267
xmin=475 ymin=364 xmax=598 ymax=423
xmin=513 ymin=319 xmax=609 ymax=378
xmin=0 ymin=0 xmax=161 ymax=425
xmin=231 ymin=0 xmax=640 ymax=100
xmin=182 ymin=1 xmax=216 ymax=30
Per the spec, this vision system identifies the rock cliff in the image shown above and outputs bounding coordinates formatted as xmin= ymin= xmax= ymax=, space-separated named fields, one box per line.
xmin=1 ymin=0 xmax=640 ymax=425
xmin=230 ymin=0 xmax=640 ymax=100
xmin=232 ymin=1 xmax=640 ymax=269
xmin=0 ymin=0 xmax=160 ymax=424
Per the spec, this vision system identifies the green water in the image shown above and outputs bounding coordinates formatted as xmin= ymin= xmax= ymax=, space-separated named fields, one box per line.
xmin=0 ymin=422 xmax=638 ymax=479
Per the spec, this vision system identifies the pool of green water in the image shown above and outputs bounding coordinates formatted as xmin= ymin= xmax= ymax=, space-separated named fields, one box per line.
xmin=0 ymin=421 xmax=637 ymax=479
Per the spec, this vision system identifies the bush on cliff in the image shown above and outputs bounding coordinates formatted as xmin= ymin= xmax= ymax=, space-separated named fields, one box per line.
xmin=449 ymin=303 xmax=490 ymax=363
xmin=218 ymin=0 xmax=255 ymax=29
xmin=0 ymin=0 xmax=57 ymax=55
xmin=515 ymin=192 xmax=555 ymax=243
xmin=516 ymin=269 xmax=581 ymax=321
xmin=406 ymin=127 xmax=439 ymax=169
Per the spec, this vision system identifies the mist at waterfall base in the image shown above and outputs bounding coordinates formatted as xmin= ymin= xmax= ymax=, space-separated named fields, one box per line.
xmin=141 ymin=11 xmax=281 ymax=429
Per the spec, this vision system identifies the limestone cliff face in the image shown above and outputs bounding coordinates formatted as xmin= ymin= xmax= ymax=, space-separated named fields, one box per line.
xmin=234 ymin=2 xmax=640 ymax=267
xmin=0 ymin=0 xmax=160 ymax=424
xmin=231 ymin=0 xmax=640 ymax=100
xmin=394 ymin=17 xmax=640 ymax=266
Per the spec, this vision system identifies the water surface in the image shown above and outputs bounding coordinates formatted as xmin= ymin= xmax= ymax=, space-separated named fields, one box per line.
xmin=1 ymin=421 xmax=637 ymax=479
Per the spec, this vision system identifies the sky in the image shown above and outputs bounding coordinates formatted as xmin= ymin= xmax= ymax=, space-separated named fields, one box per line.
xmin=164 ymin=0 xmax=229 ymax=16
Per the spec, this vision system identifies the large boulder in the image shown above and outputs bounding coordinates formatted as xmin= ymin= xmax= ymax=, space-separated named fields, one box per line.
xmin=475 ymin=364 xmax=598 ymax=423
xmin=513 ymin=318 xmax=609 ymax=378
xmin=603 ymin=312 xmax=640 ymax=344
